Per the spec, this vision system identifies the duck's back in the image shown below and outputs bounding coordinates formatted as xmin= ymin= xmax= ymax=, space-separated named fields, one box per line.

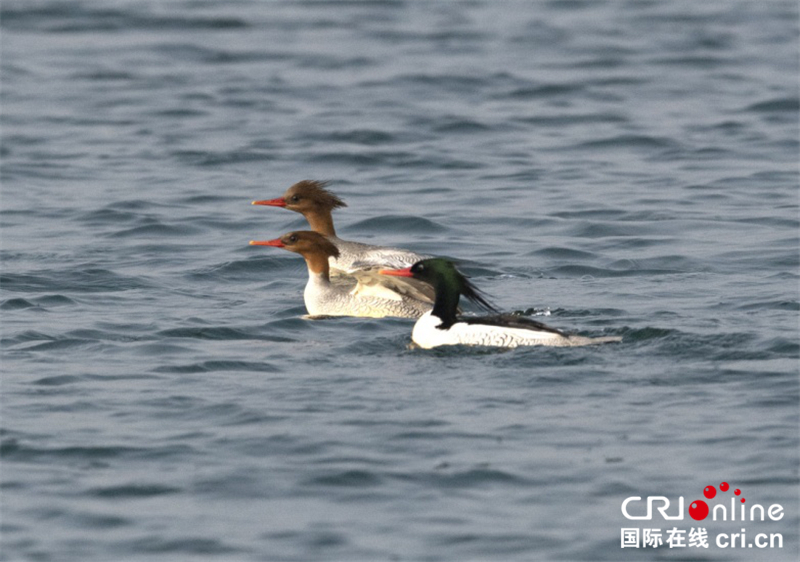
xmin=328 ymin=236 xmax=430 ymax=272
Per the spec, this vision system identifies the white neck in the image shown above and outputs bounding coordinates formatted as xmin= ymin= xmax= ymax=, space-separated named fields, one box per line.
xmin=304 ymin=270 xmax=332 ymax=316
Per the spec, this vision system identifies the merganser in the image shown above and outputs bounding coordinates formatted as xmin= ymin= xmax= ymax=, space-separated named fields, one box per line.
xmin=250 ymin=231 xmax=432 ymax=319
xmin=380 ymin=259 xmax=622 ymax=349
xmin=252 ymin=180 xmax=430 ymax=271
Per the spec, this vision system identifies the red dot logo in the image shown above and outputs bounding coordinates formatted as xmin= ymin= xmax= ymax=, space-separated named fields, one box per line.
xmin=720 ymin=482 xmax=729 ymax=492
xmin=703 ymin=486 xmax=716 ymax=499
xmin=689 ymin=500 xmax=709 ymax=520
xmin=741 ymin=498 xmax=746 ymax=503
xmin=734 ymin=488 xmax=741 ymax=496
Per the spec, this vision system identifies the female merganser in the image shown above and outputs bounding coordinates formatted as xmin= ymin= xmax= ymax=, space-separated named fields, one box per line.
xmin=381 ymin=259 xmax=622 ymax=349
xmin=250 ymin=231 xmax=432 ymax=319
xmin=252 ymin=180 xmax=430 ymax=271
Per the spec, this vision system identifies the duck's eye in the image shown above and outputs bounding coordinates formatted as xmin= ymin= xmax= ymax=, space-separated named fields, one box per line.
xmin=290 ymin=194 xmax=301 ymax=202
xmin=415 ymin=263 xmax=425 ymax=272
xmin=288 ymin=234 xmax=298 ymax=243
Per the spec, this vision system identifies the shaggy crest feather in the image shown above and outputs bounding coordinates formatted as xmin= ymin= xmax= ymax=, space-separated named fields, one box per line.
xmin=291 ymin=180 xmax=347 ymax=210
xmin=458 ymin=273 xmax=499 ymax=314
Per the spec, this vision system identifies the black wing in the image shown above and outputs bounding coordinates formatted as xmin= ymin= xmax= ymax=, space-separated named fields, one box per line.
xmin=458 ymin=313 xmax=568 ymax=336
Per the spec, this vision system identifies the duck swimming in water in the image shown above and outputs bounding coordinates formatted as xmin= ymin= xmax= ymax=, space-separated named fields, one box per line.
xmin=253 ymin=180 xmax=430 ymax=272
xmin=250 ymin=231 xmax=432 ymax=319
xmin=381 ymin=259 xmax=622 ymax=349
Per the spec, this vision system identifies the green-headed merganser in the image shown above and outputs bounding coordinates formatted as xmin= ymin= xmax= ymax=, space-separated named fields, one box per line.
xmin=380 ymin=259 xmax=622 ymax=348
xmin=252 ymin=180 xmax=430 ymax=272
xmin=250 ymin=231 xmax=432 ymax=319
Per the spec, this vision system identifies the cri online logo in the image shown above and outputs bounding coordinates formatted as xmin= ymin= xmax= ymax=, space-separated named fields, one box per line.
xmin=622 ymin=482 xmax=784 ymax=522
xmin=691 ymin=482 xmax=740 ymax=520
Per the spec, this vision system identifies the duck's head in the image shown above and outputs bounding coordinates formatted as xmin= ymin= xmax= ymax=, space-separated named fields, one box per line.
xmin=252 ymin=180 xmax=347 ymax=215
xmin=380 ymin=258 xmax=496 ymax=313
xmin=250 ymin=230 xmax=340 ymax=260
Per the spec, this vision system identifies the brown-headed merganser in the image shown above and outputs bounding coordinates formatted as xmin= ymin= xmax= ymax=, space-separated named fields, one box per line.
xmin=381 ymin=259 xmax=622 ymax=349
xmin=250 ymin=231 xmax=432 ymax=319
xmin=252 ymin=180 xmax=430 ymax=272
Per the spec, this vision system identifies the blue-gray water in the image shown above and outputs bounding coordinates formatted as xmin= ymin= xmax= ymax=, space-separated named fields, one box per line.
xmin=2 ymin=1 xmax=798 ymax=561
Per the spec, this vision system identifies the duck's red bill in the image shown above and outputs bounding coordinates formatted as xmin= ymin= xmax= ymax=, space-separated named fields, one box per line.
xmin=250 ymin=239 xmax=284 ymax=247
xmin=379 ymin=267 xmax=413 ymax=277
xmin=252 ymin=197 xmax=286 ymax=207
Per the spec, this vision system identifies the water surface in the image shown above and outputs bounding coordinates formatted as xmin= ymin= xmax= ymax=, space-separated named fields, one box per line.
xmin=2 ymin=1 xmax=798 ymax=560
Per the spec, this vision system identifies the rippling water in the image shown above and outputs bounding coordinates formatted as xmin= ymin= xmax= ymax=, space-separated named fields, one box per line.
xmin=2 ymin=1 xmax=798 ymax=560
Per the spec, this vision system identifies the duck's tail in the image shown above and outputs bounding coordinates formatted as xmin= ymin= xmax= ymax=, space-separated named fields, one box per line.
xmin=565 ymin=335 xmax=623 ymax=346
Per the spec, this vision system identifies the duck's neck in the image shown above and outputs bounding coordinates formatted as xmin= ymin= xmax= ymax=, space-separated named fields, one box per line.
xmin=304 ymin=252 xmax=331 ymax=282
xmin=431 ymin=283 xmax=460 ymax=329
xmin=304 ymin=209 xmax=336 ymax=237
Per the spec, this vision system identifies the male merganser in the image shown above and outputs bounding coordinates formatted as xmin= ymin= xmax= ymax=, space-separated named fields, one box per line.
xmin=250 ymin=231 xmax=432 ymax=319
xmin=381 ymin=259 xmax=622 ymax=349
xmin=252 ymin=180 xmax=430 ymax=271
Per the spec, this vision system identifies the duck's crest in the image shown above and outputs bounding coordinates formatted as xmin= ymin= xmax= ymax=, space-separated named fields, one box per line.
xmin=459 ymin=274 xmax=499 ymax=314
xmin=294 ymin=180 xmax=347 ymax=209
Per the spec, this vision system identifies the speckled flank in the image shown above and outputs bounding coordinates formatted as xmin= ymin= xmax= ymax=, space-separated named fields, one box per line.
xmin=411 ymin=312 xmax=622 ymax=349
xmin=305 ymin=272 xmax=430 ymax=318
